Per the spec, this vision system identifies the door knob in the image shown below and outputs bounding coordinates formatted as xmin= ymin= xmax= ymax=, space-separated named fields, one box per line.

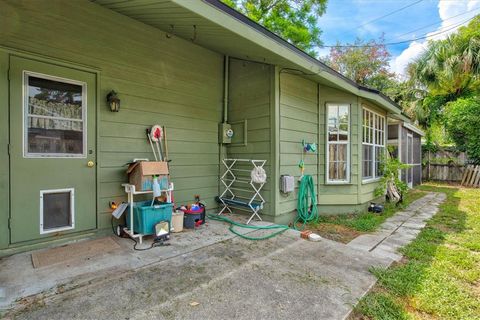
xmin=87 ymin=161 xmax=95 ymax=168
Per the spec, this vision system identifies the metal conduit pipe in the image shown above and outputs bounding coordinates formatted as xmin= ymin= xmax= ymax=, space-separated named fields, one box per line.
xmin=219 ymin=55 xmax=230 ymax=196
xmin=223 ymin=55 xmax=229 ymax=123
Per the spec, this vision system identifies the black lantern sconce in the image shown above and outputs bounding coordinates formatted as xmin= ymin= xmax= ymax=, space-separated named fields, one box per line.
xmin=107 ymin=90 xmax=120 ymax=112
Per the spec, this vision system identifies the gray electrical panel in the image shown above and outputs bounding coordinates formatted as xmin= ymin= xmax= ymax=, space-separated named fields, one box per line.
xmin=280 ymin=175 xmax=295 ymax=193
xmin=219 ymin=122 xmax=233 ymax=144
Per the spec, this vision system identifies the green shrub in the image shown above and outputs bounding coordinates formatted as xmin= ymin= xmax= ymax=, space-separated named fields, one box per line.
xmin=445 ymin=96 xmax=480 ymax=164
xmin=374 ymin=153 xmax=409 ymax=200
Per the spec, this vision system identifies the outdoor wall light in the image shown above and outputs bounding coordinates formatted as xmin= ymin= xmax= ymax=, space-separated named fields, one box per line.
xmin=107 ymin=90 xmax=120 ymax=112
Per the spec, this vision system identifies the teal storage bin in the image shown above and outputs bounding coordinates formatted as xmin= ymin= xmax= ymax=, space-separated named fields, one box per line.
xmin=127 ymin=201 xmax=173 ymax=235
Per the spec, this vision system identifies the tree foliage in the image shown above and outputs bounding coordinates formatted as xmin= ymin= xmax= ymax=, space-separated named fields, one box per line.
xmin=325 ymin=36 xmax=396 ymax=91
xmin=405 ymin=15 xmax=480 ymax=156
xmin=408 ymin=16 xmax=480 ymax=97
xmin=221 ymin=0 xmax=327 ymax=56
xmin=444 ymin=96 xmax=480 ymax=163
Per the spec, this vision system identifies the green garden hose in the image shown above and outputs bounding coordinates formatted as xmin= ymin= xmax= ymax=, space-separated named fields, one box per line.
xmin=294 ymin=175 xmax=318 ymax=230
xmin=207 ymin=214 xmax=289 ymax=240
xmin=209 ymin=174 xmax=318 ymax=239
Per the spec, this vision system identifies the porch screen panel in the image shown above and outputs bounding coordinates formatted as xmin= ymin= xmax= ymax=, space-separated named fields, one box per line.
xmin=25 ymin=75 xmax=85 ymax=157
xmin=327 ymin=104 xmax=350 ymax=182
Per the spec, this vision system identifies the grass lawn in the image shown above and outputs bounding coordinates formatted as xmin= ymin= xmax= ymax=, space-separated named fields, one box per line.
xmin=308 ymin=188 xmax=427 ymax=243
xmin=351 ymin=183 xmax=480 ymax=319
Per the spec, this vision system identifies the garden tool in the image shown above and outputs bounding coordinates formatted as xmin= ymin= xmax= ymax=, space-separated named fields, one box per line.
xmin=146 ymin=129 xmax=158 ymax=161
xmin=163 ymin=126 xmax=169 ymax=162
xmin=150 ymin=125 xmax=164 ymax=161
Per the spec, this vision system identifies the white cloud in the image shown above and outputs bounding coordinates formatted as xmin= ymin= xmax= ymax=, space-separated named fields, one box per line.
xmin=316 ymin=47 xmax=331 ymax=60
xmin=390 ymin=41 xmax=427 ymax=78
xmin=391 ymin=0 xmax=480 ymax=76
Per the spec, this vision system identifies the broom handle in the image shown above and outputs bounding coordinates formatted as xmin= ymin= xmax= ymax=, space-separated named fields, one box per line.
xmin=156 ymin=140 xmax=163 ymax=161
xmin=164 ymin=126 xmax=169 ymax=161
xmin=147 ymin=130 xmax=158 ymax=161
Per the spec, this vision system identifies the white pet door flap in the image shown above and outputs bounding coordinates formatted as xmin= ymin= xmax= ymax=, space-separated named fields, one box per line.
xmin=40 ymin=188 xmax=75 ymax=234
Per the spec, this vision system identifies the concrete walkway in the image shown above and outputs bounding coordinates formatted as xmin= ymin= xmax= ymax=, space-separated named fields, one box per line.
xmin=3 ymin=228 xmax=392 ymax=320
xmin=0 ymin=193 xmax=445 ymax=320
xmin=348 ymin=192 xmax=446 ymax=261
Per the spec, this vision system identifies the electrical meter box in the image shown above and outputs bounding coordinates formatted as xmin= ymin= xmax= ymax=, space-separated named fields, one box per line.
xmin=219 ymin=122 xmax=234 ymax=144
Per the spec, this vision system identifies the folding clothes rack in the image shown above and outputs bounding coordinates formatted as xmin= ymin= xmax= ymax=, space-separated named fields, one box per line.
xmin=219 ymin=159 xmax=267 ymax=224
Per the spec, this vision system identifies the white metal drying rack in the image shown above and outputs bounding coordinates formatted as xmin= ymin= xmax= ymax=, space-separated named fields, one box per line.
xmin=121 ymin=182 xmax=173 ymax=244
xmin=219 ymin=159 xmax=266 ymax=224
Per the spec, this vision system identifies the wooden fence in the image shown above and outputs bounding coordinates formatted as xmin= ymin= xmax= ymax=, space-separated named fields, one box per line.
xmin=461 ymin=165 xmax=480 ymax=187
xmin=423 ymin=164 xmax=465 ymax=182
xmin=423 ymin=149 xmax=467 ymax=182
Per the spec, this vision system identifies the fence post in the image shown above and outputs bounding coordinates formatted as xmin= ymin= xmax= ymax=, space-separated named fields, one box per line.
xmin=427 ymin=150 xmax=431 ymax=181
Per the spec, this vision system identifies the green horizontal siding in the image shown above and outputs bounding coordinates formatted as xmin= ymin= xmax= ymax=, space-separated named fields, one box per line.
xmin=0 ymin=0 xmax=223 ymax=244
xmin=278 ymin=72 xmax=318 ymax=216
xmin=0 ymin=0 xmax=395 ymax=251
xmin=226 ymin=59 xmax=273 ymax=216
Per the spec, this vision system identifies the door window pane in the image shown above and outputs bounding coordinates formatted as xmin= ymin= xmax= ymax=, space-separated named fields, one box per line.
xmin=26 ymin=75 xmax=85 ymax=156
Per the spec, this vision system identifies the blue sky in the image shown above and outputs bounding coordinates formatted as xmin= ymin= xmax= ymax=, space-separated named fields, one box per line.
xmin=317 ymin=0 xmax=480 ymax=76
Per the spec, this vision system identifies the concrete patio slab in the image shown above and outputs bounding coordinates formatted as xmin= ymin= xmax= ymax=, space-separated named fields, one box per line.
xmin=370 ymin=248 xmax=403 ymax=262
xmin=1 ymin=223 xmax=393 ymax=320
xmin=0 ymin=215 xmax=258 ymax=310
xmin=0 ymin=192 xmax=445 ymax=320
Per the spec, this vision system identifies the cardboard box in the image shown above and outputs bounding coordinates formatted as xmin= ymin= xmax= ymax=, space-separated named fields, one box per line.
xmin=126 ymin=161 xmax=169 ymax=191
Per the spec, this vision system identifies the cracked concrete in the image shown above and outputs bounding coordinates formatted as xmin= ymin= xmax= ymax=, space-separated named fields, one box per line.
xmin=0 ymin=192 xmax=445 ymax=320
xmin=348 ymin=192 xmax=446 ymax=261
xmin=1 ymin=227 xmax=393 ymax=320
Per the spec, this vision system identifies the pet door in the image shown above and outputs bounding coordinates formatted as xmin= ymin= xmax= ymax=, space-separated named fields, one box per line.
xmin=40 ymin=188 xmax=75 ymax=234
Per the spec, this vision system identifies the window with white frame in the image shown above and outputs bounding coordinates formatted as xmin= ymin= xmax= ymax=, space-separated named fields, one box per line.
xmin=362 ymin=108 xmax=385 ymax=181
xmin=327 ymin=103 xmax=350 ymax=182
xmin=25 ymin=73 xmax=86 ymax=158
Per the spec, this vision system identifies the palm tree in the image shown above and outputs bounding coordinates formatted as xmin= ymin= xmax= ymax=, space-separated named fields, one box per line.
xmin=405 ymin=15 xmax=480 ymax=128
xmin=409 ymin=16 xmax=480 ymax=97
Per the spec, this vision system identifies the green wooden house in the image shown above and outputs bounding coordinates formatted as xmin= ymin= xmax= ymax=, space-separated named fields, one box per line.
xmin=0 ymin=0 xmax=417 ymax=255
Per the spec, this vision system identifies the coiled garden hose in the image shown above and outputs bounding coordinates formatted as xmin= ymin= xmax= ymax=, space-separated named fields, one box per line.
xmin=294 ymin=175 xmax=318 ymax=230
xmin=209 ymin=175 xmax=318 ymax=239
xmin=207 ymin=214 xmax=289 ymax=240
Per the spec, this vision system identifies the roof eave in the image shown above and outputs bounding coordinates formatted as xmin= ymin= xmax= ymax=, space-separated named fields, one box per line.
xmin=171 ymin=0 xmax=401 ymax=114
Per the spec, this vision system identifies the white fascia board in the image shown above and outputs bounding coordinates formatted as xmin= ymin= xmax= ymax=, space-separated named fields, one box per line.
xmin=403 ymin=122 xmax=425 ymax=136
